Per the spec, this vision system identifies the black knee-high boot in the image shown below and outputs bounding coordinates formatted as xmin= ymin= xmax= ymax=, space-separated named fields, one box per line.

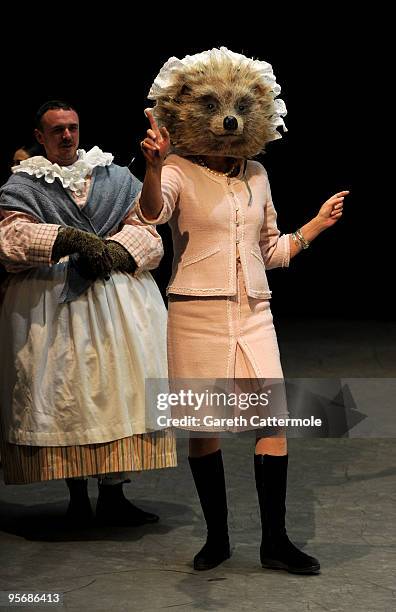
xmin=254 ymin=454 xmax=320 ymax=574
xmin=188 ymin=449 xmax=231 ymax=570
xmin=65 ymin=478 xmax=93 ymax=525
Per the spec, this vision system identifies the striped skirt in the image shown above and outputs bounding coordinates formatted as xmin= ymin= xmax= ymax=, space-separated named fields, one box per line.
xmin=0 ymin=429 xmax=176 ymax=484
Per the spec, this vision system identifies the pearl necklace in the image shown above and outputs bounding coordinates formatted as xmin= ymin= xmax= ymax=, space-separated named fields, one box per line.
xmin=196 ymin=157 xmax=239 ymax=177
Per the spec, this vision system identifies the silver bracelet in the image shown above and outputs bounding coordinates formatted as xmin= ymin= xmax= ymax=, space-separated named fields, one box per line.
xmin=291 ymin=232 xmax=300 ymax=246
xmin=295 ymin=228 xmax=310 ymax=250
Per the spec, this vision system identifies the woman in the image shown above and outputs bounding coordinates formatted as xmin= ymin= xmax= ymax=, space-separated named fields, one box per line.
xmin=137 ymin=48 xmax=348 ymax=573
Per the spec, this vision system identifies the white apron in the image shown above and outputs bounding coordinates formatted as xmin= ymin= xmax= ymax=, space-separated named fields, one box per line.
xmin=0 ymin=264 xmax=168 ymax=446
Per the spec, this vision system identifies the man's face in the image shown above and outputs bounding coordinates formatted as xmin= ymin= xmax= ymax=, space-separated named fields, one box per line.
xmin=35 ymin=109 xmax=79 ymax=166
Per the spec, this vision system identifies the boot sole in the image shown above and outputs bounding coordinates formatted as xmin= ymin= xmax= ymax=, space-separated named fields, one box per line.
xmin=261 ymin=559 xmax=320 ymax=575
xmin=194 ymin=551 xmax=232 ymax=571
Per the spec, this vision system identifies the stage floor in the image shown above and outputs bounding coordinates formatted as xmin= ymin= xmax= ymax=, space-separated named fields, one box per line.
xmin=1 ymin=318 xmax=395 ymax=611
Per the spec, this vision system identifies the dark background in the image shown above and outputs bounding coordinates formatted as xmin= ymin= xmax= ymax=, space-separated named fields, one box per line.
xmin=0 ymin=11 xmax=390 ymax=320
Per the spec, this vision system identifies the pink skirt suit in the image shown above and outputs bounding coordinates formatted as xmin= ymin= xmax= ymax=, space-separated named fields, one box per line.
xmin=136 ymin=154 xmax=291 ymax=425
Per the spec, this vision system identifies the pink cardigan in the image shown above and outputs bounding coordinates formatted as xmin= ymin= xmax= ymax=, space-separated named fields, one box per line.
xmin=136 ymin=154 xmax=290 ymax=299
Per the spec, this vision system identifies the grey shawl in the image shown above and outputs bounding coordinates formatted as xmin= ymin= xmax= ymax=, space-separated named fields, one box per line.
xmin=0 ymin=164 xmax=142 ymax=302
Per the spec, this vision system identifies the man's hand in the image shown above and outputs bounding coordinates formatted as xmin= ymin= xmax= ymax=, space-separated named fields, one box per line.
xmin=105 ymin=241 xmax=137 ymax=273
xmin=140 ymin=109 xmax=170 ymax=168
xmin=52 ymin=227 xmax=113 ymax=279
xmin=77 ymin=241 xmax=137 ymax=280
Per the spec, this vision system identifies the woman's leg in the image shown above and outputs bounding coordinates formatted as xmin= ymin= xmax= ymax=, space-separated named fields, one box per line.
xmin=255 ymin=434 xmax=287 ymax=456
xmin=188 ymin=435 xmax=230 ymax=570
xmin=189 ymin=436 xmax=221 ymax=457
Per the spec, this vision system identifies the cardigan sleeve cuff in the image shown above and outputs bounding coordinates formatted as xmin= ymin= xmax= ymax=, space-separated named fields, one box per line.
xmin=134 ymin=195 xmax=166 ymax=225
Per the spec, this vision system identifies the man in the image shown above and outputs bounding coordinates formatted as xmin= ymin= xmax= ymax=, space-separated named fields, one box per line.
xmin=0 ymin=100 xmax=176 ymax=526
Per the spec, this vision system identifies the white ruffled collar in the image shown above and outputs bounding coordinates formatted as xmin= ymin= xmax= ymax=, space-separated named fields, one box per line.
xmin=12 ymin=146 xmax=114 ymax=195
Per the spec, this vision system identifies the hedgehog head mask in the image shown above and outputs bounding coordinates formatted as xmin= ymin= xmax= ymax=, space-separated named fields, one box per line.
xmin=147 ymin=47 xmax=287 ymax=158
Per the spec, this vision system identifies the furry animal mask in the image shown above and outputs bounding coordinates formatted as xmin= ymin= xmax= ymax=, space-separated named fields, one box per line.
xmin=147 ymin=47 xmax=287 ymax=158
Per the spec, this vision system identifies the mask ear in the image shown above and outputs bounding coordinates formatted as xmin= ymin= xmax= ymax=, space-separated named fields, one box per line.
xmin=252 ymin=82 xmax=270 ymax=98
xmin=173 ymin=83 xmax=191 ymax=103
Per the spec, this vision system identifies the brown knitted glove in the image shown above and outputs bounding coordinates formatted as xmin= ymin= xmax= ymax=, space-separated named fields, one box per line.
xmin=106 ymin=241 xmax=137 ymax=273
xmin=75 ymin=240 xmax=137 ymax=280
xmin=52 ymin=227 xmax=113 ymax=279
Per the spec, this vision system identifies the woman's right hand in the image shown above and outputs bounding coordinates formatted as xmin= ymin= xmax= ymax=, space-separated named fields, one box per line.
xmin=141 ymin=109 xmax=170 ymax=168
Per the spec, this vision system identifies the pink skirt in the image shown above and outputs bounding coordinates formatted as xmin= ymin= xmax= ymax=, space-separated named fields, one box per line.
xmin=167 ymin=261 xmax=288 ymax=432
